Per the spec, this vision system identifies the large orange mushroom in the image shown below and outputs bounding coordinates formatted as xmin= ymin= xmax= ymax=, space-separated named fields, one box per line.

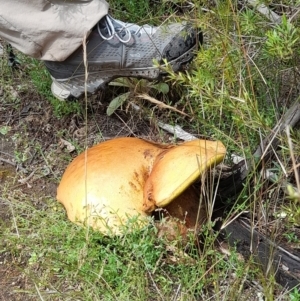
xmin=57 ymin=137 xmax=226 ymax=235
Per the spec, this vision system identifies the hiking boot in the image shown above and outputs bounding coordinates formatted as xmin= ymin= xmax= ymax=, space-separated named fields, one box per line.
xmin=45 ymin=15 xmax=202 ymax=100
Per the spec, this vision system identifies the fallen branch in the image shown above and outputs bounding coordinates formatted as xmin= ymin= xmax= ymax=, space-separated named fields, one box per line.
xmin=222 ymin=218 xmax=300 ymax=290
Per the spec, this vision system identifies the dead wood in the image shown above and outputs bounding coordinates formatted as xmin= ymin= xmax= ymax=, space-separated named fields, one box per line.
xmin=222 ymin=218 xmax=300 ymax=290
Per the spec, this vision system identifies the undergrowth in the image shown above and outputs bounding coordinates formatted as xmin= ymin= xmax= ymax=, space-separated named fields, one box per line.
xmin=1 ymin=0 xmax=300 ymax=300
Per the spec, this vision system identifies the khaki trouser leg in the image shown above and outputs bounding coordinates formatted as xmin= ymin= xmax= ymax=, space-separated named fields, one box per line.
xmin=0 ymin=0 xmax=109 ymax=61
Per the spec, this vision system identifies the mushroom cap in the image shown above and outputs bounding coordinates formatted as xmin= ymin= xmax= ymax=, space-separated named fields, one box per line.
xmin=143 ymin=139 xmax=226 ymax=212
xmin=57 ymin=137 xmax=164 ymax=235
xmin=57 ymin=137 xmax=226 ymax=235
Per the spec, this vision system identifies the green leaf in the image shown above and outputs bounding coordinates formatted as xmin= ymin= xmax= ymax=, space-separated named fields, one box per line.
xmin=108 ymin=78 xmax=131 ymax=87
xmin=106 ymin=92 xmax=130 ymax=116
xmin=151 ymin=83 xmax=169 ymax=94
xmin=0 ymin=126 xmax=11 ymax=135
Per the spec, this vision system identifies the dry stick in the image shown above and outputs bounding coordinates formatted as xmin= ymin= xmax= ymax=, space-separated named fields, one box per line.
xmin=239 ymin=218 xmax=300 ymax=263
xmin=18 ymin=168 xmax=38 ymax=186
xmin=130 ymin=102 xmax=196 ymax=140
xmin=0 ymin=150 xmax=14 ymax=157
xmin=246 ymin=0 xmax=281 ymax=23
xmin=82 ymin=33 xmax=91 ymax=245
xmin=0 ymin=156 xmax=27 ymax=173
xmin=286 ymin=126 xmax=300 ymax=192
xmin=0 ymin=197 xmax=20 ymax=238
xmin=241 ymin=101 xmax=300 ymax=181
xmin=157 ymin=121 xmax=197 ymax=141
xmin=137 ymin=93 xmax=189 ymax=116
xmin=223 ymin=216 xmax=300 ymax=290
xmin=0 ymin=156 xmax=17 ymax=166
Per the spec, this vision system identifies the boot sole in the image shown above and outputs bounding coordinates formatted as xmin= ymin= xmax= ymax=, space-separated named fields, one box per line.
xmin=51 ymin=47 xmax=196 ymax=101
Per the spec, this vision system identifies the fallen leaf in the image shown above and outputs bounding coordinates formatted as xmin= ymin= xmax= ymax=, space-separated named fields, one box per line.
xmin=60 ymin=138 xmax=75 ymax=153
xmin=107 ymin=92 xmax=130 ymax=116
xmin=74 ymin=127 xmax=86 ymax=138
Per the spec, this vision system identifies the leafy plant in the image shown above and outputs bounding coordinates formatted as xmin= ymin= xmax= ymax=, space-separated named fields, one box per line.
xmin=290 ymin=287 xmax=300 ymax=301
xmin=264 ymin=15 xmax=299 ymax=61
xmin=0 ymin=125 xmax=10 ymax=135
xmin=240 ymin=8 xmax=261 ymax=35
xmin=109 ymin=0 xmax=176 ymax=24
xmin=283 ymin=232 xmax=299 ymax=243
xmin=107 ymin=77 xmax=169 ymax=116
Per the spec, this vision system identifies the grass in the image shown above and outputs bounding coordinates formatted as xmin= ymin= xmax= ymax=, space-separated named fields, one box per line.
xmin=1 ymin=0 xmax=300 ymax=300
xmin=27 ymin=59 xmax=83 ymax=118
xmin=1 ymin=192 xmax=262 ymax=300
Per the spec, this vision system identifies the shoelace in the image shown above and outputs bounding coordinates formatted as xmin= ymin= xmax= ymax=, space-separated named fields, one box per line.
xmin=97 ymin=15 xmax=155 ymax=44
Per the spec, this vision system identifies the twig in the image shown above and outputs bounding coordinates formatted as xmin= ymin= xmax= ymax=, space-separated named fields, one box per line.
xmin=0 ymin=150 xmax=14 ymax=157
xmin=34 ymin=282 xmax=45 ymax=301
xmin=286 ymin=126 xmax=300 ymax=192
xmin=241 ymin=101 xmax=300 ymax=181
xmin=0 ymin=197 xmax=20 ymax=238
xmin=146 ymin=270 xmax=165 ymax=300
xmin=157 ymin=122 xmax=197 ymax=141
xmin=17 ymin=167 xmax=50 ymax=188
xmin=247 ymin=0 xmax=281 ymax=23
xmin=0 ymin=156 xmax=27 ymax=173
xmin=137 ymin=93 xmax=189 ymax=116
xmin=18 ymin=168 xmax=38 ymax=187
xmin=130 ymin=102 xmax=195 ymax=140
xmin=0 ymin=156 xmax=16 ymax=166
